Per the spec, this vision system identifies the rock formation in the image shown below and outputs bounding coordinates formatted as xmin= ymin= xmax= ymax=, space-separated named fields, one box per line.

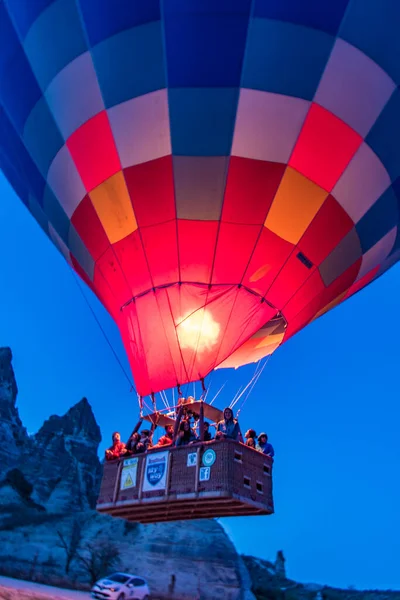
xmin=275 ymin=550 xmax=286 ymax=579
xmin=0 ymin=348 xmax=28 ymax=468
xmin=0 ymin=348 xmax=102 ymax=513
xmin=25 ymin=397 xmax=102 ymax=512
xmin=243 ymin=555 xmax=400 ymax=600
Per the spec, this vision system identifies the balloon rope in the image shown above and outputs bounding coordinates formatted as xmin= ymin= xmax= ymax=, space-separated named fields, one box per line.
xmin=204 ymin=383 xmax=211 ymax=402
xmin=160 ymin=390 xmax=169 ymax=410
xmin=70 ymin=270 xmax=136 ymax=394
xmin=230 ymin=385 xmax=243 ymax=408
xmin=209 ymin=382 xmax=226 ymax=406
xmin=235 ymin=356 xmax=271 ymax=417
xmin=230 ymin=373 xmax=258 ymax=410
xmin=142 ymin=398 xmax=154 ymax=413
xmin=230 ymin=355 xmax=267 ymax=411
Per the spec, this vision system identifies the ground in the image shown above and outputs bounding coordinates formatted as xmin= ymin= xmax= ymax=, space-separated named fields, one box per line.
xmin=0 ymin=576 xmax=89 ymax=599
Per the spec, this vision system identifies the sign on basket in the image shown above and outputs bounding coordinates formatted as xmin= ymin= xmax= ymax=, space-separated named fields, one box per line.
xmin=120 ymin=457 xmax=138 ymax=490
xmin=202 ymin=448 xmax=216 ymax=467
xmin=187 ymin=452 xmax=197 ymax=467
xmin=199 ymin=467 xmax=211 ymax=482
xmin=142 ymin=451 xmax=170 ymax=492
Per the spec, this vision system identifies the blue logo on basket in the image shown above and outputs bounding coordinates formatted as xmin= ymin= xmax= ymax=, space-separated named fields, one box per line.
xmin=202 ymin=448 xmax=216 ymax=467
xmin=146 ymin=456 xmax=166 ymax=486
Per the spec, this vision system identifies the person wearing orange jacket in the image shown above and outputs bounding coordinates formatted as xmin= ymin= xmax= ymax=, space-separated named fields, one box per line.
xmin=105 ymin=432 xmax=127 ymax=461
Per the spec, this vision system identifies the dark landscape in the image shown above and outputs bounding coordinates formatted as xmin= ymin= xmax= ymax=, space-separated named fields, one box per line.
xmin=0 ymin=347 xmax=398 ymax=600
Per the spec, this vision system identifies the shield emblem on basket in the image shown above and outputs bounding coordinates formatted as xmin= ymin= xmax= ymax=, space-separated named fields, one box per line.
xmin=146 ymin=461 xmax=166 ymax=486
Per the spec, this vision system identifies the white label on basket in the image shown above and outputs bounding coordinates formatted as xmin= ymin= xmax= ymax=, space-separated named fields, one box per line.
xmin=120 ymin=458 xmax=138 ymax=490
xmin=187 ymin=452 xmax=197 ymax=467
xmin=199 ymin=467 xmax=211 ymax=481
xmin=142 ymin=451 xmax=169 ymax=492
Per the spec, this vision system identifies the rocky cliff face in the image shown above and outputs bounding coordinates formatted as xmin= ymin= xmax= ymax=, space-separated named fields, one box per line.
xmin=0 ymin=347 xmax=254 ymax=600
xmin=0 ymin=348 xmax=28 ymax=468
xmin=26 ymin=397 xmax=102 ymax=512
xmin=0 ymin=348 xmax=102 ymax=513
xmin=243 ymin=556 xmax=400 ymax=600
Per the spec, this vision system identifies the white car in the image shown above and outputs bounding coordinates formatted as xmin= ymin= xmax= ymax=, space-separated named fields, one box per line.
xmin=91 ymin=572 xmax=150 ymax=600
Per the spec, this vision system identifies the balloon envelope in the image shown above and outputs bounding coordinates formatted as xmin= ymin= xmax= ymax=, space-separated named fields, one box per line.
xmin=1 ymin=0 xmax=399 ymax=395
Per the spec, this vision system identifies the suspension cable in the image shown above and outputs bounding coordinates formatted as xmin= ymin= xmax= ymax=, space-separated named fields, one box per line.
xmin=235 ymin=370 xmax=263 ymax=416
xmin=230 ymin=361 xmax=266 ymax=410
xmin=236 ymin=356 xmax=271 ymax=418
xmin=160 ymin=390 xmax=169 ymax=410
xmin=71 ymin=270 xmax=136 ymax=393
xmin=209 ymin=382 xmax=226 ymax=405
xmin=204 ymin=383 xmax=211 ymax=403
xmin=142 ymin=397 xmax=155 ymax=413
xmin=230 ymin=385 xmax=243 ymax=408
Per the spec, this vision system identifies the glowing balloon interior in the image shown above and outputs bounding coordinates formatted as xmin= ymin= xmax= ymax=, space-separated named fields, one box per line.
xmin=177 ymin=309 xmax=221 ymax=354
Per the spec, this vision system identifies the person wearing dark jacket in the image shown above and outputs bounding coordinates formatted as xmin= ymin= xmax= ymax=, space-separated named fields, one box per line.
xmin=135 ymin=428 xmax=154 ymax=453
xmin=175 ymin=420 xmax=198 ymax=447
xmin=125 ymin=432 xmax=140 ymax=455
xmin=216 ymin=407 xmax=243 ymax=442
xmin=257 ymin=432 xmax=275 ymax=457
xmin=203 ymin=421 xmax=213 ymax=442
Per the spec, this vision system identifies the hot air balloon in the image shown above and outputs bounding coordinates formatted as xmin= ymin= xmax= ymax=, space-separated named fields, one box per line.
xmin=1 ymin=0 xmax=399 ymax=521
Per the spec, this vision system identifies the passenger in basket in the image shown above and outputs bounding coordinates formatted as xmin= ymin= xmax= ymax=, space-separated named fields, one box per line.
xmin=105 ymin=432 xmax=127 ymax=461
xmin=125 ymin=432 xmax=141 ymax=455
xmin=136 ymin=428 xmax=155 ymax=454
xmin=175 ymin=420 xmax=198 ymax=447
xmin=244 ymin=428 xmax=257 ymax=449
xmin=177 ymin=396 xmax=186 ymax=409
xmin=216 ymin=407 xmax=243 ymax=442
xmin=203 ymin=421 xmax=213 ymax=442
xmin=154 ymin=424 xmax=175 ymax=447
xmin=179 ymin=397 xmax=199 ymax=425
xmin=257 ymin=432 xmax=275 ymax=457
xmin=177 ymin=395 xmax=194 ymax=410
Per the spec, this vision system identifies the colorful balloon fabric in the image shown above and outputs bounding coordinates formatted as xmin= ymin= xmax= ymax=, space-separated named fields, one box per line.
xmin=1 ymin=0 xmax=399 ymax=395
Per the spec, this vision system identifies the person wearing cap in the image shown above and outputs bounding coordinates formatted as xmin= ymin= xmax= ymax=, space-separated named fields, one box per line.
xmin=256 ymin=432 xmax=274 ymax=457
xmin=135 ymin=429 xmax=153 ymax=453
xmin=135 ymin=420 xmax=157 ymax=453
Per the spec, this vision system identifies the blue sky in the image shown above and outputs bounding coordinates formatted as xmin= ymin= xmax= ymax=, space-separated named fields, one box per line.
xmin=0 ymin=174 xmax=399 ymax=590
